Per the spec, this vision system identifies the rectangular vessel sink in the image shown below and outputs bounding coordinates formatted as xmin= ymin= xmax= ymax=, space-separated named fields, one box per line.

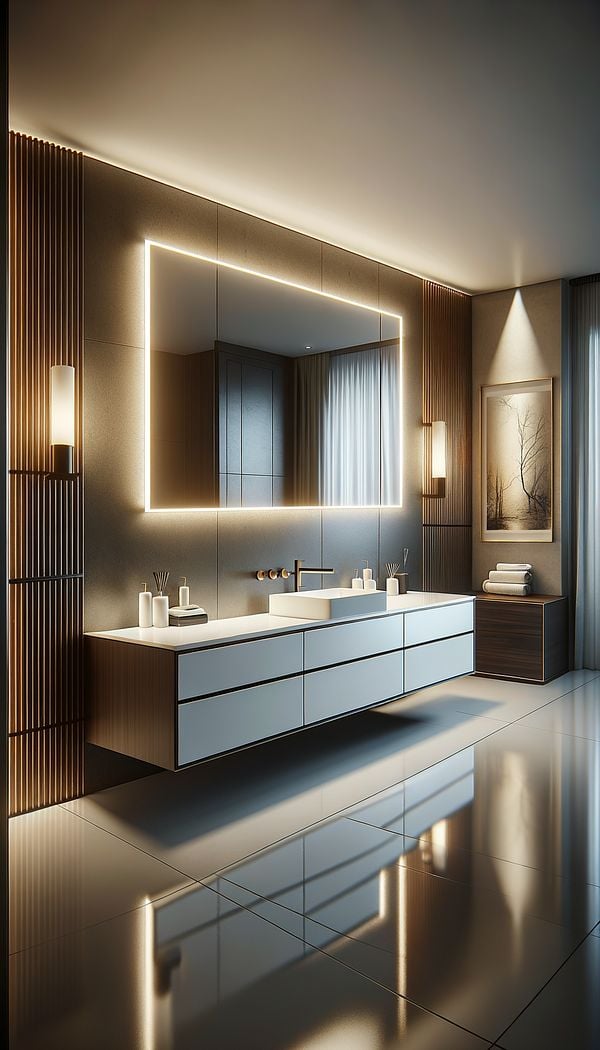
xmin=269 ymin=587 xmax=387 ymax=621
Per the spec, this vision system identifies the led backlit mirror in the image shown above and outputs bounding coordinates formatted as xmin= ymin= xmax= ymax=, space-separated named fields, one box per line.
xmin=146 ymin=242 xmax=402 ymax=511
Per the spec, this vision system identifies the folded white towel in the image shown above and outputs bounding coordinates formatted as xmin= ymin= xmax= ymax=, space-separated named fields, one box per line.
xmin=483 ymin=580 xmax=531 ymax=596
xmin=496 ymin=563 xmax=533 ymax=572
xmin=489 ymin=570 xmax=532 ymax=584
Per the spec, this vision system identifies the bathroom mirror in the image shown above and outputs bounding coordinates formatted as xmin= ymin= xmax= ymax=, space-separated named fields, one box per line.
xmin=146 ymin=241 xmax=403 ymax=510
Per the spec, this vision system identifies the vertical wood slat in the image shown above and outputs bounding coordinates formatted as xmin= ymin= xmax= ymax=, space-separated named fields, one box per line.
xmin=422 ymin=281 xmax=472 ymax=592
xmin=9 ymin=133 xmax=83 ymax=815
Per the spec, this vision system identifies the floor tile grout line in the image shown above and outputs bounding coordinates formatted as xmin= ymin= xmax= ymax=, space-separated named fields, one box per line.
xmin=8 ymin=879 xmax=197 ymax=961
xmin=216 ymin=838 xmax=600 ymax=951
xmin=203 ymin=877 xmax=492 ymax=1046
xmin=490 ymin=925 xmax=600 ymax=1047
xmin=348 ymin=812 xmax=600 ymax=895
xmin=346 ymin=814 xmax=600 ymax=898
xmin=56 ymin=803 xmax=200 ymax=884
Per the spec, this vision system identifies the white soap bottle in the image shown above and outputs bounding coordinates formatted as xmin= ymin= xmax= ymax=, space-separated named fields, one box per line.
xmin=179 ymin=576 xmax=190 ymax=608
xmin=138 ymin=582 xmax=153 ymax=628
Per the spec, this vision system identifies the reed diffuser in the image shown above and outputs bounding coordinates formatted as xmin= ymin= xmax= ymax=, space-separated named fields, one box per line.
xmin=385 ymin=562 xmax=401 ymax=597
xmin=152 ymin=570 xmax=170 ymax=628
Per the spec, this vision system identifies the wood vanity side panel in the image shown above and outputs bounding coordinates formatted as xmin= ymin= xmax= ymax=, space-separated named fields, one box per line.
xmin=86 ymin=638 xmax=176 ymax=769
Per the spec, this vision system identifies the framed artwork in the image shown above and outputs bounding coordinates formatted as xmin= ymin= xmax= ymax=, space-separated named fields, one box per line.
xmin=481 ymin=377 xmax=553 ymax=542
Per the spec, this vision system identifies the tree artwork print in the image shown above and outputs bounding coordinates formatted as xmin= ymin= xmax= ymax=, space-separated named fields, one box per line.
xmin=482 ymin=378 xmax=553 ymax=542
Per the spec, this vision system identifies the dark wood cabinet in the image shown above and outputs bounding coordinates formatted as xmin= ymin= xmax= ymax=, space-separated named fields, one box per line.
xmin=475 ymin=593 xmax=568 ymax=684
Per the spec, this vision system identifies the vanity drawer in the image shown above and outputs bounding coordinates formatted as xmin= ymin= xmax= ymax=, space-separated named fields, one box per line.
xmin=304 ymin=651 xmax=404 ymax=725
xmin=177 ymin=676 xmax=303 ymax=765
xmin=404 ymin=633 xmax=474 ymax=693
xmin=404 ymin=602 xmax=473 ymax=648
xmin=177 ymin=632 xmax=303 ymax=701
xmin=304 ymin=615 xmax=404 ymax=671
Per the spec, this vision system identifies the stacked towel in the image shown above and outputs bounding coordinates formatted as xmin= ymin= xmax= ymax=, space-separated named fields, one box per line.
xmin=489 ymin=570 xmax=532 ymax=584
xmin=496 ymin=563 xmax=533 ymax=572
xmin=482 ymin=563 xmax=534 ymax=596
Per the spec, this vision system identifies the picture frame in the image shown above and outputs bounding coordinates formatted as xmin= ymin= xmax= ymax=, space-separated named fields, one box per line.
xmin=481 ymin=377 xmax=553 ymax=542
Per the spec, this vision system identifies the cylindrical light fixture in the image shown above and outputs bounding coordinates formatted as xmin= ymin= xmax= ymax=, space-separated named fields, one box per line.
xmin=50 ymin=364 xmax=75 ymax=476
xmin=431 ymin=420 xmax=447 ymax=479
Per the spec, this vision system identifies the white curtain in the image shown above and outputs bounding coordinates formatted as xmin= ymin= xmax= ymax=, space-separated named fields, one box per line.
xmin=322 ymin=343 xmax=401 ymax=506
xmin=572 ymin=280 xmax=600 ymax=669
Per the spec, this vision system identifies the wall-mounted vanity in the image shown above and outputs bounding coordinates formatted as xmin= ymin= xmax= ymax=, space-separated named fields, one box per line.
xmin=86 ymin=592 xmax=474 ymax=771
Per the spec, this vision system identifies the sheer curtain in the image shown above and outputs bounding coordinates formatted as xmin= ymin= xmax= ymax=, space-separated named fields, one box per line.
xmin=571 ymin=279 xmax=600 ymax=669
xmin=323 ymin=342 xmax=401 ymax=506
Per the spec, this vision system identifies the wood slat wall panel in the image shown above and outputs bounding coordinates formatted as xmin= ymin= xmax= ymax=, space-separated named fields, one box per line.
xmin=423 ymin=525 xmax=472 ymax=594
xmin=9 ymin=474 xmax=82 ymax=580
xmin=9 ymin=579 xmax=83 ymax=734
xmin=8 ymin=723 xmax=84 ymax=816
xmin=422 ymin=281 xmax=472 ymax=524
xmin=9 ymin=132 xmax=83 ymax=814
xmin=422 ymin=281 xmax=472 ymax=593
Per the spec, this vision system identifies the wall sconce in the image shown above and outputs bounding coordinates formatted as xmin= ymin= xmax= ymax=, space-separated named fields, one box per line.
xmin=50 ymin=364 xmax=75 ymax=477
xmin=431 ymin=420 xmax=447 ymax=479
xmin=423 ymin=419 xmax=446 ymax=498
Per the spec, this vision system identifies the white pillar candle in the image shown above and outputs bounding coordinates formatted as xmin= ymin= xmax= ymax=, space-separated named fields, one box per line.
xmin=138 ymin=584 xmax=153 ymax=628
xmin=351 ymin=577 xmax=364 ymax=590
xmin=152 ymin=595 xmax=169 ymax=628
xmin=364 ymin=578 xmax=377 ymax=591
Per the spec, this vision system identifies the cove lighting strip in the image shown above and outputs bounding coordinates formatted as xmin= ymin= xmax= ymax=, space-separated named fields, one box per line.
xmin=144 ymin=238 xmax=403 ymax=512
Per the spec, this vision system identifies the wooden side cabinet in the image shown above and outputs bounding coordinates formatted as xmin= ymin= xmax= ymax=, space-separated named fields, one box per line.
xmin=475 ymin=593 xmax=568 ymax=684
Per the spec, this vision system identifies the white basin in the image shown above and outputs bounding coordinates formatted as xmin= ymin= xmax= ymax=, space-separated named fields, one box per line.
xmin=269 ymin=587 xmax=387 ymax=621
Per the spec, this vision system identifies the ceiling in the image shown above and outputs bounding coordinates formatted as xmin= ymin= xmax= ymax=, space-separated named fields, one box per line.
xmin=9 ymin=0 xmax=600 ymax=293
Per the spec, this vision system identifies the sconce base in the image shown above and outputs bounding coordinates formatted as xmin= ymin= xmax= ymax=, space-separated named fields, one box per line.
xmin=51 ymin=444 xmax=74 ymax=477
xmin=423 ymin=477 xmax=446 ymax=499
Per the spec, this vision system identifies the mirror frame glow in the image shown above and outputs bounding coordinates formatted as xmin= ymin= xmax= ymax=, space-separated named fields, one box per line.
xmin=144 ymin=239 xmax=403 ymax=513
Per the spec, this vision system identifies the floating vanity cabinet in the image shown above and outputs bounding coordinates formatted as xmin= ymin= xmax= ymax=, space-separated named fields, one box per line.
xmin=85 ymin=593 xmax=475 ymax=772
xmin=403 ymin=601 xmax=474 ymax=692
xmin=304 ymin=650 xmax=404 ymax=724
xmin=178 ymin=633 xmax=302 ymax=701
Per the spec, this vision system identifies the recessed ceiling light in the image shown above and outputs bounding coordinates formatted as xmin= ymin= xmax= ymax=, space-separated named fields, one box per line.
xmin=305 ymin=345 xmax=312 ymax=350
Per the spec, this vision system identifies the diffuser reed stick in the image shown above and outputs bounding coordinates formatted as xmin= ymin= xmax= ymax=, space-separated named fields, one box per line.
xmin=153 ymin=570 xmax=170 ymax=595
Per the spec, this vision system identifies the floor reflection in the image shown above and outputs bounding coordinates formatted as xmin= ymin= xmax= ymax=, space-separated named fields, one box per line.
xmin=10 ymin=671 xmax=600 ymax=1048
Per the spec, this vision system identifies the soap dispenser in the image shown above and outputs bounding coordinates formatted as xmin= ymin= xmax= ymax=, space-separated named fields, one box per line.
xmin=179 ymin=576 xmax=190 ymax=608
xmin=138 ymin=582 xmax=153 ymax=628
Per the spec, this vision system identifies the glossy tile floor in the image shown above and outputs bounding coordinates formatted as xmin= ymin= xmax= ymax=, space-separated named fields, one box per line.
xmin=9 ymin=669 xmax=600 ymax=1049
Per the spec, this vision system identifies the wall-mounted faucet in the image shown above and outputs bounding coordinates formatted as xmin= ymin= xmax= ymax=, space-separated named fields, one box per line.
xmin=256 ymin=558 xmax=335 ymax=591
xmin=292 ymin=558 xmax=334 ymax=592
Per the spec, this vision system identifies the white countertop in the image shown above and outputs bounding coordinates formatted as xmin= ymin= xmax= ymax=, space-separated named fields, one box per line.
xmin=86 ymin=591 xmax=474 ymax=653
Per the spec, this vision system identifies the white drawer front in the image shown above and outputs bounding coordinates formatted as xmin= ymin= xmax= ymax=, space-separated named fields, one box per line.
xmin=177 ymin=632 xmax=303 ymax=701
xmin=304 ymin=615 xmax=404 ymax=671
xmin=404 ymin=633 xmax=474 ymax=693
xmin=404 ymin=601 xmax=473 ymax=648
xmin=178 ymin=676 xmax=303 ymax=765
xmin=304 ymin=651 xmax=404 ymax=725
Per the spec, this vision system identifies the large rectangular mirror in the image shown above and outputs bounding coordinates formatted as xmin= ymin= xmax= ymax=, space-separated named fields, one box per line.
xmin=146 ymin=242 xmax=403 ymax=510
